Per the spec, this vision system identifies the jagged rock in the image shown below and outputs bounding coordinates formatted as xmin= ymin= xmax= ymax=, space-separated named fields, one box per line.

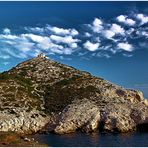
xmin=0 ymin=110 xmax=50 ymax=134
xmin=54 ymin=99 xmax=100 ymax=134
xmin=0 ymin=54 xmax=147 ymax=134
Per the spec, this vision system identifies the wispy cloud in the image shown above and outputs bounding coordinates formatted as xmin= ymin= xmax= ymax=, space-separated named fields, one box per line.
xmin=50 ymin=34 xmax=79 ymax=45
xmin=47 ymin=26 xmax=79 ymax=36
xmin=3 ymin=28 xmax=11 ymax=35
xmin=123 ymin=53 xmax=133 ymax=57
xmin=0 ymin=11 xmax=147 ymax=64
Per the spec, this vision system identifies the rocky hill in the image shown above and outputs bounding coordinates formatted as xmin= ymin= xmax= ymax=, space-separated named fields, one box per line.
xmin=0 ymin=54 xmax=148 ymax=134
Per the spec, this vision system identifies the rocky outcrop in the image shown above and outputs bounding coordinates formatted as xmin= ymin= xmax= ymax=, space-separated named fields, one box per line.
xmin=53 ymin=95 xmax=148 ymax=134
xmin=0 ymin=54 xmax=148 ymax=134
xmin=54 ymin=99 xmax=100 ymax=134
xmin=0 ymin=109 xmax=49 ymax=134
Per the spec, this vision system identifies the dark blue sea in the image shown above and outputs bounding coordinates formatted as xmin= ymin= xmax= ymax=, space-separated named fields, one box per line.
xmin=33 ymin=132 xmax=148 ymax=147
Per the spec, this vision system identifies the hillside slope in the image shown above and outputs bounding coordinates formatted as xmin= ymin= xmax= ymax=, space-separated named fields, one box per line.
xmin=0 ymin=54 xmax=147 ymax=134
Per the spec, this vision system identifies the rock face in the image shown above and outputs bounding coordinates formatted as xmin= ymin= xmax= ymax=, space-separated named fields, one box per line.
xmin=54 ymin=99 xmax=101 ymax=134
xmin=0 ymin=54 xmax=148 ymax=134
xmin=54 ymin=94 xmax=148 ymax=134
xmin=0 ymin=108 xmax=49 ymax=134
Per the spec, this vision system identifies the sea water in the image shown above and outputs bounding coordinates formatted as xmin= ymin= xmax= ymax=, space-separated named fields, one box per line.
xmin=33 ymin=131 xmax=148 ymax=147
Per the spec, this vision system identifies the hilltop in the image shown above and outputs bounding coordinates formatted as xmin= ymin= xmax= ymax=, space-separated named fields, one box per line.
xmin=0 ymin=54 xmax=148 ymax=134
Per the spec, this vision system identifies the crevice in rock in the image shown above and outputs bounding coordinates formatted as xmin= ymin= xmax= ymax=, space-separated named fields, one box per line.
xmin=98 ymin=121 xmax=105 ymax=132
xmin=136 ymin=123 xmax=148 ymax=132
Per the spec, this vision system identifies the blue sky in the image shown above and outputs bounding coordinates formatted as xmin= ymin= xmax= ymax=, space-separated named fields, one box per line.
xmin=0 ymin=2 xmax=148 ymax=98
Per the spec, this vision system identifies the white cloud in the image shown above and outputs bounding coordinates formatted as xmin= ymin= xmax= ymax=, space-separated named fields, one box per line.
xmin=110 ymin=24 xmax=125 ymax=35
xmin=21 ymin=34 xmax=55 ymax=50
xmin=0 ymin=33 xmax=73 ymax=57
xmin=25 ymin=26 xmax=79 ymax=36
xmin=20 ymin=33 xmax=78 ymax=55
xmin=0 ymin=34 xmax=35 ymax=53
xmin=21 ymin=34 xmax=49 ymax=43
xmin=85 ymin=32 xmax=91 ymax=37
xmin=14 ymin=41 xmax=35 ymax=52
xmin=21 ymin=34 xmax=65 ymax=52
xmin=25 ymin=27 xmax=44 ymax=33
xmin=0 ymin=34 xmax=18 ymax=40
xmin=93 ymin=18 xmax=103 ymax=26
xmin=102 ymin=24 xmax=125 ymax=39
xmin=69 ymin=43 xmax=78 ymax=49
xmin=0 ymin=13 xmax=147 ymax=60
xmin=126 ymin=28 xmax=135 ymax=35
xmin=136 ymin=14 xmax=148 ymax=25
xmin=83 ymin=40 xmax=100 ymax=51
xmin=70 ymin=29 xmax=79 ymax=36
xmin=62 ymin=48 xmax=73 ymax=55
xmin=117 ymin=15 xmax=127 ymax=22
xmin=117 ymin=15 xmax=135 ymax=26
xmin=50 ymin=35 xmax=79 ymax=45
xmin=92 ymin=25 xmax=103 ymax=33
xmin=3 ymin=28 xmax=11 ymax=34
xmin=47 ymin=26 xmax=78 ymax=36
xmin=126 ymin=18 xmax=136 ymax=26
xmin=141 ymin=31 xmax=148 ymax=38
xmin=103 ymin=30 xmax=115 ymax=39
xmin=91 ymin=18 xmax=103 ymax=33
xmin=117 ymin=42 xmax=134 ymax=52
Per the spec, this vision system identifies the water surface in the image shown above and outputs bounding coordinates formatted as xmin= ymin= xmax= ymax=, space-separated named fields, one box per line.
xmin=33 ymin=132 xmax=148 ymax=147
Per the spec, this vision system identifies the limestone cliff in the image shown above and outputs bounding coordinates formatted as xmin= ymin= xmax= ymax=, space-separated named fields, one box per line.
xmin=0 ymin=54 xmax=147 ymax=134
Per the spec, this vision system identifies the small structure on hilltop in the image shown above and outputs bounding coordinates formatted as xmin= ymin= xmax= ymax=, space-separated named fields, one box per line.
xmin=37 ymin=53 xmax=47 ymax=59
